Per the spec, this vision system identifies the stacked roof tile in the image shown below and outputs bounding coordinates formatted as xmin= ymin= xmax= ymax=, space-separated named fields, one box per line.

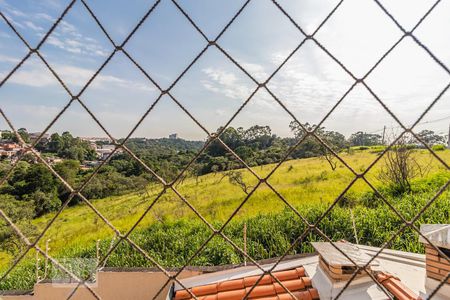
xmin=375 ymin=272 xmax=422 ymax=300
xmin=174 ymin=267 xmax=319 ymax=300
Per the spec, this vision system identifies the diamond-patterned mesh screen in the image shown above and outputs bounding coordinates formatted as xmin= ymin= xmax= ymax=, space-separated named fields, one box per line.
xmin=0 ymin=0 xmax=449 ymax=299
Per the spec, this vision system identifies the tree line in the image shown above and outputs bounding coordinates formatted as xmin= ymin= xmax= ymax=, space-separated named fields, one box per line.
xmin=0 ymin=124 xmax=446 ymax=222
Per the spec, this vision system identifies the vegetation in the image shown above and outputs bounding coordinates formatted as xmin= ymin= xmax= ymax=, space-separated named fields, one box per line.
xmin=0 ymin=125 xmax=448 ymax=290
xmin=0 ymin=124 xmax=349 ymax=219
xmin=348 ymin=131 xmax=382 ymax=146
xmin=0 ymin=147 xmax=448 ymax=290
xmin=37 ymin=132 xmax=97 ymax=161
xmin=379 ymin=135 xmax=432 ymax=194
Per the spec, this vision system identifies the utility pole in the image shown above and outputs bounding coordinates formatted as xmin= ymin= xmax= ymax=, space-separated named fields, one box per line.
xmin=44 ymin=239 xmax=50 ymax=279
xmin=382 ymin=126 xmax=386 ymax=145
xmin=35 ymin=250 xmax=40 ymax=282
xmin=448 ymin=123 xmax=450 ymax=149
xmin=243 ymin=223 xmax=247 ymax=266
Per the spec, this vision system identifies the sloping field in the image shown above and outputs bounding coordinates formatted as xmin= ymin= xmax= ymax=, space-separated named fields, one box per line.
xmin=0 ymin=149 xmax=449 ymax=289
xmin=17 ymin=150 xmax=450 ymax=255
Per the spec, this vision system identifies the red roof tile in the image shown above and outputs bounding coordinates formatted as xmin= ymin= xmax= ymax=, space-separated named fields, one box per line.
xmin=174 ymin=267 xmax=319 ymax=300
xmin=375 ymin=272 xmax=422 ymax=300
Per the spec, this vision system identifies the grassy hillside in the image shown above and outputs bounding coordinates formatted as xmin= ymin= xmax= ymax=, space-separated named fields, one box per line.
xmin=29 ymin=149 xmax=448 ymax=249
xmin=0 ymin=149 xmax=449 ymax=289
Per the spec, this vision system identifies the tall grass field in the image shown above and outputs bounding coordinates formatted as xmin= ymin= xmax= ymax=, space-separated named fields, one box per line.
xmin=0 ymin=149 xmax=449 ymax=290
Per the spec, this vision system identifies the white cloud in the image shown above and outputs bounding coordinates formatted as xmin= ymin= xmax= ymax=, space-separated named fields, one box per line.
xmin=40 ymin=0 xmax=64 ymax=10
xmin=0 ymin=54 xmax=21 ymax=63
xmin=0 ymin=2 xmax=111 ymax=61
xmin=65 ymin=39 xmax=83 ymax=48
xmin=201 ymin=67 xmax=254 ymax=101
xmin=2 ymin=13 xmax=25 ymax=29
xmin=59 ymin=21 xmax=77 ymax=34
xmin=19 ymin=103 xmax=61 ymax=118
xmin=0 ymin=2 xmax=109 ymax=60
xmin=91 ymin=72 xmax=154 ymax=92
xmin=0 ymin=31 xmax=11 ymax=39
xmin=2 ymin=67 xmax=55 ymax=87
xmin=46 ymin=35 xmax=65 ymax=48
xmin=3 ymin=59 xmax=154 ymax=92
xmin=1 ymin=0 xmax=448 ymax=139
xmin=34 ymin=12 xmax=55 ymax=22
xmin=5 ymin=7 xmax=26 ymax=17
xmin=0 ymin=0 xmax=27 ymax=18
xmin=241 ymin=62 xmax=268 ymax=80
xmin=45 ymin=33 xmax=109 ymax=58
xmin=215 ymin=109 xmax=226 ymax=116
xmin=203 ymin=67 xmax=238 ymax=86
xmin=24 ymin=20 xmax=44 ymax=32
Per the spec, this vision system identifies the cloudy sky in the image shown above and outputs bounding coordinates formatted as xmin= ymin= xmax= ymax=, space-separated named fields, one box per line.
xmin=0 ymin=0 xmax=449 ymax=140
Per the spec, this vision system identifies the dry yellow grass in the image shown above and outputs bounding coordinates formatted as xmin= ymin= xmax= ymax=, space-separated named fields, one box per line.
xmin=3 ymin=149 xmax=446 ymax=266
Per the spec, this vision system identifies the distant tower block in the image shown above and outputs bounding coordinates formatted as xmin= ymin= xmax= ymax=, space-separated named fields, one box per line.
xmin=169 ymin=133 xmax=178 ymax=139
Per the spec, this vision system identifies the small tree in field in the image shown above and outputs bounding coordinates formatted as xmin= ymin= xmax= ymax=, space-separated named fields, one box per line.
xmin=289 ymin=121 xmax=346 ymax=171
xmin=378 ymin=134 xmax=429 ymax=194
xmin=226 ymin=170 xmax=252 ymax=194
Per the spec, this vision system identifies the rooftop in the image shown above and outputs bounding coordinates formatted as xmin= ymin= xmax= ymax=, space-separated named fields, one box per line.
xmin=172 ymin=244 xmax=449 ymax=300
xmin=174 ymin=267 xmax=318 ymax=300
xmin=0 ymin=243 xmax=448 ymax=300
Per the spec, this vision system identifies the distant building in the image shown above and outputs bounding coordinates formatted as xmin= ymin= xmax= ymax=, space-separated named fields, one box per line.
xmin=81 ymin=161 xmax=101 ymax=170
xmin=89 ymin=142 xmax=97 ymax=150
xmin=79 ymin=137 xmax=112 ymax=143
xmin=169 ymin=133 xmax=178 ymax=139
xmin=29 ymin=132 xmax=50 ymax=142
xmin=0 ymin=150 xmax=17 ymax=158
xmin=101 ymin=145 xmax=115 ymax=151
xmin=95 ymin=144 xmax=122 ymax=160
xmin=0 ymin=142 xmax=23 ymax=159
xmin=46 ymin=157 xmax=63 ymax=165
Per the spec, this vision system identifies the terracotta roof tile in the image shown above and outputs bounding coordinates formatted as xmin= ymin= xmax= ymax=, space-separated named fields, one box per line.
xmin=174 ymin=267 xmax=319 ymax=300
xmin=375 ymin=272 xmax=422 ymax=300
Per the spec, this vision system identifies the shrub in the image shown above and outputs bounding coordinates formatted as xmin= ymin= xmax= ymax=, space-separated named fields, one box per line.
xmin=338 ymin=192 xmax=358 ymax=208
xmin=1 ymin=186 xmax=449 ymax=291
xmin=359 ymin=191 xmax=382 ymax=208
xmin=0 ymin=194 xmax=35 ymax=222
xmin=0 ymin=195 xmax=38 ymax=255
xmin=81 ymin=171 xmax=148 ymax=200
xmin=378 ymin=136 xmax=428 ymax=194
xmin=369 ymin=145 xmax=386 ymax=154
xmin=432 ymin=144 xmax=446 ymax=151
xmin=26 ymin=190 xmax=61 ymax=217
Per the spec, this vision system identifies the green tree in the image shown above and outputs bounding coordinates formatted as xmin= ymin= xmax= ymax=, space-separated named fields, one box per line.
xmin=289 ymin=121 xmax=346 ymax=169
xmin=63 ymin=146 xmax=87 ymax=161
xmin=54 ymin=160 xmax=80 ymax=185
xmin=26 ymin=190 xmax=61 ymax=217
xmin=17 ymin=128 xmax=30 ymax=143
xmin=417 ymin=130 xmax=445 ymax=146
xmin=48 ymin=133 xmax=64 ymax=153
xmin=61 ymin=131 xmax=74 ymax=148
xmin=0 ymin=130 xmax=15 ymax=141
xmin=0 ymin=194 xmax=36 ymax=254
xmin=349 ymin=131 xmax=382 ymax=146
xmin=23 ymin=164 xmax=56 ymax=195
xmin=234 ymin=146 xmax=255 ymax=162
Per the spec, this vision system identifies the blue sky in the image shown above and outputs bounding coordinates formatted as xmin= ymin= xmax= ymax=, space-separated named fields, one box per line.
xmin=0 ymin=0 xmax=449 ymax=140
